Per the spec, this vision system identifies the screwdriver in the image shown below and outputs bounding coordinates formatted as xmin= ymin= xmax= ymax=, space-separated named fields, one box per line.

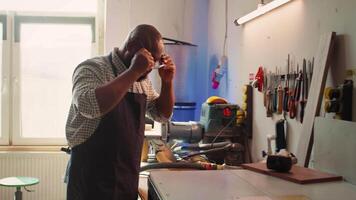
xmin=289 ymin=64 xmax=300 ymax=119
xmin=299 ymin=59 xmax=307 ymax=123
xmin=283 ymin=54 xmax=290 ymax=112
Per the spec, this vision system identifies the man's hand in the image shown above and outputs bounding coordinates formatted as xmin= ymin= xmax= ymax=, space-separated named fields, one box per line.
xmin=158 ymin=54 xmax=176 ymax=83
xmin=95 ymin=48 xmax=156 ymax=115
xmin=130 ymin=48 xmax=154 ymax=77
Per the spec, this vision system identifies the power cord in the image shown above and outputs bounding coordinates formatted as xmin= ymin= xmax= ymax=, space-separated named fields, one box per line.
xmin=209 ymin=117 xmax=236 ymax=148
xmin=182 ymin=143 xmax=232 ymax=159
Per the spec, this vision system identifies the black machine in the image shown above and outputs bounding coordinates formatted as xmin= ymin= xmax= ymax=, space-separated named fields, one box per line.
xmin=324 ymin=80 xmax=353 ymax=121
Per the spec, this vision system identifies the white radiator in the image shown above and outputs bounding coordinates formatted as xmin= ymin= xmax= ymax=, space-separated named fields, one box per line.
xmin=0 ymin=152 xmax=69 ymax=200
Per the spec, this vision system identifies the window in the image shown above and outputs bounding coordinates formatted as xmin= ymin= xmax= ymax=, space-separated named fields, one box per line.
xmin=0 ymin=16 xmax=2 ymax=138
xmin=0 ymin=0 xmax=102 ymax=145
xmin=0 ymin=14 xmax=9 ymax=145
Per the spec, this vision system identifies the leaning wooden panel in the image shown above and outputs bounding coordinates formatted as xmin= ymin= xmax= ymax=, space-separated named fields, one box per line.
xmin=296 ymin=32 xmax=336 ymax=167
xmin=314 ymin=117 xmax=356 ymax=185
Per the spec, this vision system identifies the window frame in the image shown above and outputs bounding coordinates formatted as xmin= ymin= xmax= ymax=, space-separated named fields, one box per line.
xmin=13 ymin=15 xmax=96 ymax=43
xmin=10 ymin=13 xmax=97 ymax=145
xmin=0 ymin=14 xmax=10 ymax=145
xmin=0 ymin=0 xmax=106 ymax=147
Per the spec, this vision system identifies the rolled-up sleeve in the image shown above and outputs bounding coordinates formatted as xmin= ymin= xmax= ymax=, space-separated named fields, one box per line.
xmin=72 ymin=65 xmax=103 ymax=119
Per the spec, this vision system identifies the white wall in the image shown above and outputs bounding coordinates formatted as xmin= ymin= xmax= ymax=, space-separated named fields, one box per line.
xmin=207 ymin=0 xmax=356 ymax=162
xmin=104 ymin=0 xmax=356 ymax=162
xmin=105 ymin=0 xmax=209 ymax=118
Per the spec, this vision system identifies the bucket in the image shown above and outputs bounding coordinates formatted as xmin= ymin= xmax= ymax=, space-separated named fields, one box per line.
xmin=172 ymin=102 xmax=196 ymax=122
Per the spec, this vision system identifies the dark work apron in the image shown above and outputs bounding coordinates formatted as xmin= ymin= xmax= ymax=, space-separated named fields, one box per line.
xmin=67 ymin=54 xmax=146 ymax=200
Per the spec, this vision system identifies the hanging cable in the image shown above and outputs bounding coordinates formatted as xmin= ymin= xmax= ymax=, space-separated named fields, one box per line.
xmin=174 ymin=141 xmax=231 ymax=151
xmin=222 ymin=0 xmax=228 ymax=57
xmin=182 ymin=143 xmax=233 ymax=159
xmin=140 ymin=162 xmax=205 ymax=172
xmin=212 ymin=0 xmax=229 ymax=90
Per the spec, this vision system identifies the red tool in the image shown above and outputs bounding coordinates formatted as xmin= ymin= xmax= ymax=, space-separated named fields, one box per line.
xmin=253 ymin=66 xmax=264 ymax=92
xmin=289 ymin=65 xmax=302 ymax=119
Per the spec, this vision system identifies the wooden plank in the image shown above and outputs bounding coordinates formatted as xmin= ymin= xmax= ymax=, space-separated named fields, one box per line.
xmin=296 ymin=32 xmax=336 ymax=167
xmin=242 ymin=163 xmax=342 ymax=184
xmin=314 ymin=117 xmax=356 ymax=185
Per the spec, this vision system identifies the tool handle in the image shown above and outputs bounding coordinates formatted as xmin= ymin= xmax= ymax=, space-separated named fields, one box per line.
xmin=266 ymin=90 xmax=273 ymax=117
xmin=288 ymin=99 xmax=296 ymax=119
xmin=295 ymin=77 xmax=302 ymax=101
xmin=283 ymin=87 xmax=289 ymax=111
xmin=277 ymin=86 xmax=283 ymax=114
xmin=273 ymin=88 xmax=278 ymax=112
xmin=305 ymin=77 xmax=309 ymax=99
xmin=300 ymin=100 xmax=306 ymax=123
xmin=263 ymin=91 xmax=267 ymax=107
xmin=295 ymin=84 xmax=301 ymax=101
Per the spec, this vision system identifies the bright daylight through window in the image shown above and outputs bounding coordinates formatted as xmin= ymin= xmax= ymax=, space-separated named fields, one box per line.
xmin=0 ymin=23 xmax=3 ymax=139
xmin=0 ymin=0 xmax=99 ymax=145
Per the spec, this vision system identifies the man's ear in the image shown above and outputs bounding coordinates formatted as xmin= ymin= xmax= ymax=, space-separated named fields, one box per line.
xmin=126 ymin=42 xmax=136 ymax=53
xmin=127 ymin=41 xmax=142 ymax=53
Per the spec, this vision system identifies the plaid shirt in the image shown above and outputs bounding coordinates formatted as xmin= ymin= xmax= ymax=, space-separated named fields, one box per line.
xmin=65 ymin=48 xmax=168 ymax=147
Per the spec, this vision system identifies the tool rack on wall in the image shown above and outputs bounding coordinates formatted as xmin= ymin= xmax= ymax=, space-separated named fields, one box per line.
xmin=252 ymin=55 xmax=314 ymax=123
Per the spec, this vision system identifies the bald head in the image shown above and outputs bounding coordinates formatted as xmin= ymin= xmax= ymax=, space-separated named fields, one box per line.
xmin=124 ymin=24 xmax=162 ymax=54
xmin=118 ymin=24 xmax=165 ymax=81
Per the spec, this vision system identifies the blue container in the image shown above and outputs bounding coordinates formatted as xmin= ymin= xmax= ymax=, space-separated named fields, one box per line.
xmin=172 ymin=102 xmax=196 ymax=122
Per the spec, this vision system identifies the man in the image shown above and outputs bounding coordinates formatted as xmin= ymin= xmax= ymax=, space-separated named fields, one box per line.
xmin=65 ymin=24 xmax=175 ymax=200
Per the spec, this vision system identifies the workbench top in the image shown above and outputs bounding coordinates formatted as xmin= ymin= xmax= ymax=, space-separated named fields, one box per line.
xmin=148 ymin=169 xmax=356 ymax=200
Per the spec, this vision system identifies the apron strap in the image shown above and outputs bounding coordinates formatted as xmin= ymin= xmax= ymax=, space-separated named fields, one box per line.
xmin=108 ymin=53 xmax=118 ymax=77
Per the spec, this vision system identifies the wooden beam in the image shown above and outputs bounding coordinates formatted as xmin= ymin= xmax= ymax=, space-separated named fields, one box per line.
xmin=296 ymin=32 xmax=336 ymax=167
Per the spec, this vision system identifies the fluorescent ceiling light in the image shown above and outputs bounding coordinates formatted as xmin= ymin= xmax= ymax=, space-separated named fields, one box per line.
xmin=234 ymin=0 xmax=293 ymax=26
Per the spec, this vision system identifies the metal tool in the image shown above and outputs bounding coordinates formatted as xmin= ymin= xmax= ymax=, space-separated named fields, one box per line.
xmin=287 ymin=59 xmax=295 ymax=115
xmin=266 ymin=71 xmax=273 ymax=117
xmin=283 ymin=55 xmax=290 ymax=112
xmin=299 ymin=59 xmax=308 ymax=123
xmin=153 ymin=64 xmax=165 ymax=69
xmin=289 ymin=64 xmax=301 ymax=119
xmin=295 ymin=69 xmax=302 ymax=102
xmin=273 ymin=67 xmax=279 ymax=113
xmin=263 ymin=67 xmax=268 ymax=107
xmin=291 ymin=65 xmax=299 ymax=118
xmin=309 ymin=57 xmax=314 ymax=93
xmin=277 ymin=84 xmax=283 ymax=114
